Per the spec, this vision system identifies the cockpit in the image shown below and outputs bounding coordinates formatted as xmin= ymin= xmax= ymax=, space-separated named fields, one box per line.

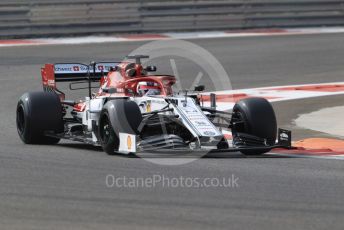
xmin=99 ymin=55 xmax=175 ymax=97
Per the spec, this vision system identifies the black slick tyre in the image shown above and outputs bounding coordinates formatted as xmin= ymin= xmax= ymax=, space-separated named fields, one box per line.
xmin=16 ymin=92 xmax=63 ymax=144
xmin=231 ymin=97 xmax=277 ymax=155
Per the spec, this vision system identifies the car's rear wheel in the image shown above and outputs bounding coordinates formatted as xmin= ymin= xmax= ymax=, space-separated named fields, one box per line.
xmin=16 ymin=92 xmax=63 ymax=144
xmin=231 ymin=97 xmax=277 ymax=155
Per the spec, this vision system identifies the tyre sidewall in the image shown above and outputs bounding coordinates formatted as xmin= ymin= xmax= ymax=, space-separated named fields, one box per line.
xmin=232 ymin=97 xmax=277 ymax=155
xmin=98 ymin=99 xmax=142 ymax=154
xmin=16 ymin=92 xmax=63 ymax=144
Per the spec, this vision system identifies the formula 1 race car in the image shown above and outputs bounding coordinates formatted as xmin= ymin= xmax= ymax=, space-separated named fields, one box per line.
xmin=16 ymin=55 xmax=292 ymax=156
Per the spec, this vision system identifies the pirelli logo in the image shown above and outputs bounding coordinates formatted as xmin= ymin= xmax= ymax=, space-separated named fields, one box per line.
xmin=127 ymin=135 xmax=132 ymax=150
xmin=119 ymin=133 xmax=136 ymax=153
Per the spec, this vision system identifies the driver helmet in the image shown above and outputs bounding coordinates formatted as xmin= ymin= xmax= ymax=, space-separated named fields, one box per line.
xmin=137 ymin=82 xmax=161 ymax=96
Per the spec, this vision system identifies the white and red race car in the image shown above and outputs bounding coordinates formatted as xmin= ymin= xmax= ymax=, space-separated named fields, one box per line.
xmin=16 ymin=55 xmax=291 ymax=155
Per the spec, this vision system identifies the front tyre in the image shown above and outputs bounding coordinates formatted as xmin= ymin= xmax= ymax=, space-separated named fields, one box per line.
xmin=98 ymin=99 xmax=142 ymax=155
xmin=99 ymin=110 xmax=119 ymax=155
xmin=16 ymin=92 xmax=63 ymax=144
xmin=231 ymin=97 xmax=277 ymax=155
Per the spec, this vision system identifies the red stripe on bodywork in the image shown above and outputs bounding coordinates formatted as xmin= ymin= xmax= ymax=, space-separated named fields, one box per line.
xmin=224 ymin=134 xmax=232 ymax=140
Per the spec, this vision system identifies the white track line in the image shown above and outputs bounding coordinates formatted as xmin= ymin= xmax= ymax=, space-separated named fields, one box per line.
xmin=202 ymin=82 xmax=344 ymax=111
xmin=268 ymin=152 xmax=344 ymax=160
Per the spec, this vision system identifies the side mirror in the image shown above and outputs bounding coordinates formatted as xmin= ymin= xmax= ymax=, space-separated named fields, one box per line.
xmin=194 ymin=85 xmax=205 ymax=92
xmin=145 ymin=66 xmax=157 ymax=72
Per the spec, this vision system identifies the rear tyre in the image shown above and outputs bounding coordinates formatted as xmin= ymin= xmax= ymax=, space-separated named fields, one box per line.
xmin=231 ymin=97 xmax=277 ymax=155
xmin=16 ymin=92 xmax=63 ymax=144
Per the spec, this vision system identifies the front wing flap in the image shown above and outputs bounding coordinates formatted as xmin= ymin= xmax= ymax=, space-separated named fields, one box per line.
xmin=118 ymin=128 xmax=294 ymax=154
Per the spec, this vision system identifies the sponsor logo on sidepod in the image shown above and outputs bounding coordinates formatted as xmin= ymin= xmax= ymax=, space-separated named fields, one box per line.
xmin=204 ymin=131 xmax=216 ymax=136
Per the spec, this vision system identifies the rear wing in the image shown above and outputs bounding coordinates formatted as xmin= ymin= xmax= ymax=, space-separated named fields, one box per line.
xmin=41 ymin=62 xmax=120 ymax=89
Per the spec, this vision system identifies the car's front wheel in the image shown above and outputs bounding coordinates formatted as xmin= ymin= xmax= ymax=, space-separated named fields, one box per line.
xmin=231 ymin=97 xmax=277 ymax=155
xmin=98 ymin=99 xmax=142 ymax=155
xmin=99 ymin=110 xmax=119 ymax=155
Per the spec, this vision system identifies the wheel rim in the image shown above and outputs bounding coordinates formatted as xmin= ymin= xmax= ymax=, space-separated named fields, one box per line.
xmin=16 ymin=105 xmax=25 ymax=135
xmin=100 ymin=116 xmax=111 ymax=145
xmin=231 ymin=109 xmax=248 ymax=134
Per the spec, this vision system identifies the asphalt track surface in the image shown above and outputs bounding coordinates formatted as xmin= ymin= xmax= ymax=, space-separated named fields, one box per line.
xmin=0 ymin=33 xmax=344 ymax=229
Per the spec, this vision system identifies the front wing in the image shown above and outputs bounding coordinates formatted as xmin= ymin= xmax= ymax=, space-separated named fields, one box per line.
xmin=117 ymin=129 xmax=294 ymax=154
